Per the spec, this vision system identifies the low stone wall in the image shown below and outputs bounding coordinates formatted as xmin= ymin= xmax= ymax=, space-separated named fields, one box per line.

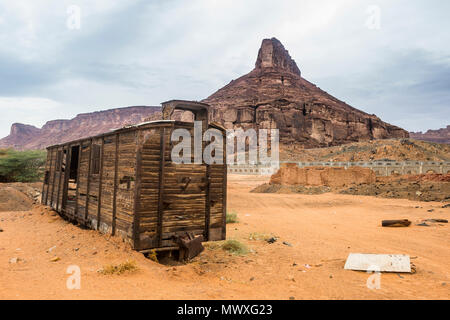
xmin=227 ymin=161 xmax=450 ymax=176
xmin=270 ymin=164 xmax=376 ymax=187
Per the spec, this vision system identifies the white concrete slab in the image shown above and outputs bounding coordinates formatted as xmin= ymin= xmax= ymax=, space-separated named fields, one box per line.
xmin=344 ymin=253 xmax=411 ymax=273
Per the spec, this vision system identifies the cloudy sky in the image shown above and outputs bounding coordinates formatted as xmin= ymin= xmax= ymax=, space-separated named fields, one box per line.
xmin=0 ymin=0 xmax=449 ymax=138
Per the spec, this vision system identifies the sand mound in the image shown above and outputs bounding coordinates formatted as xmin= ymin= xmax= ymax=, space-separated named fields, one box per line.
xmin=251 ymin=183 xmax=331 ymax=194
xmin=0 ymin=187 xmax=34 ymax=211
xmin=270 ymin=164 xmax=376 ymax=188
xmin=0 ymin=182 xmax=41 ymax=211
xmin=406 ymin=173 xmax=450 ymax=182
xmin=341 ymin=180 xmax=450 ymax=202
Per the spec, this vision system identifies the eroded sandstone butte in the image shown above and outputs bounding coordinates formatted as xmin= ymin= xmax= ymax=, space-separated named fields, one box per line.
xmin=0 ymin=106 xmax=160 ymax=150
xmin=410 ymin=125 xmax=450 ymax=144
xmin=202 ymin=38 xmax=408 ymax=148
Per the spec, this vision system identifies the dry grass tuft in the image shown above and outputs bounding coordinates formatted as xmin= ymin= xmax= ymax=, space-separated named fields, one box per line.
xmin=249 ymin=232 xmax=273 ymax=241
xmin=99 ymin=260 xmax=138 ymax=275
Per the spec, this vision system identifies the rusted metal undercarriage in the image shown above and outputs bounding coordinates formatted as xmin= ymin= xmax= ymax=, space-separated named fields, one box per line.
xmin=173 ymin=232 xmax=205 ymax=261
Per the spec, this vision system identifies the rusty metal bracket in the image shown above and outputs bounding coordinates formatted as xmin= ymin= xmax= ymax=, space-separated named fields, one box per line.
xmin=173 ymin=232 xmax=204 ymax=261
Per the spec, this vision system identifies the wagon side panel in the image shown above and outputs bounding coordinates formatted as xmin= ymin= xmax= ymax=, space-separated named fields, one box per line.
xmin=98 ymin=135 xmax=116 ymax=234
xmin=86 ymin=137 xmax=103 ymax=229
xmin=114 ymin=131 xmax=138 ymax=242
xmin=137 ymin=127 xmax=163 ymax=249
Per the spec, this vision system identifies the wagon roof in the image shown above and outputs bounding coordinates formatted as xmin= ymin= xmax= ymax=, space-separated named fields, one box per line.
xmin=46 ymin=119 xmax=225 ymax=149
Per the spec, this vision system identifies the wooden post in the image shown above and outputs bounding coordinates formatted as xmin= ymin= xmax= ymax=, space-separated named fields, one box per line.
xmin=84 ymin=139 xmax=93 ymax=224
xmin=41 ymin=149 xmax=49 ymax=205
xmin=56 ymin=147 xmax=64 ymax=211
xmin=157 ymin=127 xmax=166 ymax=247
xmin=204 ymin=164 xmax=211 ymax=241
xmin=62 ymin=145 xmax=72 ymax=217
xmin=112 ymin=133 xmax=119 ymax=236
xmin=132 ymin=130 xmax=143 ymax=249
xmin=97 ymin=138 xmax=104 ymax=230
xmin=222 ymin=132 xmax=227 ymax=240
xmin=74 ymin=144 xmax=82 ymax=222
xmin=49 ymin=148 xmax=59 ymax=208
xmin=43 ymin=148 xmax=54 ymax=205
xmin=382 ymin=219 xmax=411 ymax=227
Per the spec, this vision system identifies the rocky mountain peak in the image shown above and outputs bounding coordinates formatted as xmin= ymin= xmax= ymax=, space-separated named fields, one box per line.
xmin=255 ymin=37 xmax=301 ymax=76
xmin=203 ymin=37 xmax=407 ymax=148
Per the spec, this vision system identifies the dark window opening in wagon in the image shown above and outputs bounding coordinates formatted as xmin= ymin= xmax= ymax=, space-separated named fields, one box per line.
xmin=91 ymin=144 xmax=101 ymax=174
xmin=69 ymin=146 xmax=80 ymax=181
xmin=66 ymin=145 xmax=80 ymax=203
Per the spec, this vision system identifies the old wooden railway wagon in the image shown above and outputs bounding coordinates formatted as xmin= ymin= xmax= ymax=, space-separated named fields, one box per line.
xmin=41 ymin=100 xmax=227 ymax=251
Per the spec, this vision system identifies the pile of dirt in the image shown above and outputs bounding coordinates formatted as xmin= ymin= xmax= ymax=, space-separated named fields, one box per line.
xmin=406 ymin=173 xmax=450 ymax=183
xmin=341 ymin=174 xmax=450 ymax=202
xmin=251 ymin=183 xmax=331 ymax=194
xmin=280 ymin=138 xmax=450 ymax=162
xmin=340 ymin=180 xmax=450 ymax=202
xmin=0 ymin=182 xmax=42 ymax=211
xmin=256 ymin=168 xmax=450 ymax=202
xmin=270 ymin=164 xmax=376 ymax=188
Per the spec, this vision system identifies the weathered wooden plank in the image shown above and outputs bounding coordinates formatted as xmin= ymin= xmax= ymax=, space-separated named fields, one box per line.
xmin=84 ymin=139 xmax=93 ymax=223
xmin=74 ymin=144 xmax=82 ymax=222
xmin=112 ymin=134 xmax=119 ymax=235
xmin=43 ymin=149 xmax=53 ymax=205
xmin=56 ymin=148 xmax=63 ymax=211
xmin=97 ymin=138 xmax=104 ymax=230
xmin=157 ymin=127 xmax=166 ymax=247
xmin=61 ymin=145 xmax=72 ymax=219
xmin=133 ymin=131 xmax=143 ymax=249
xmin=382 ymin=219 xmax=411 ymax=227
xmin=49 ymin=149 xmax=59 ymax=208
xmin=222 ymin=137 xmax=227 ymax=240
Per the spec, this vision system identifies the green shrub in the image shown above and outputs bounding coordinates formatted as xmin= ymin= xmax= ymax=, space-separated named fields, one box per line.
xmin=226 ymin=211 xmax=239 ymax=224
xmin=221 ymin=240 xmax=248 ymax=255
xmin=0 ymin=149 xmax=46 ymax=182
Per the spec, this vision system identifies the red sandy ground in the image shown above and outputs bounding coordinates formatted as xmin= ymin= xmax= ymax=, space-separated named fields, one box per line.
xmin=0 ymin=176 xmax=449 ymax=299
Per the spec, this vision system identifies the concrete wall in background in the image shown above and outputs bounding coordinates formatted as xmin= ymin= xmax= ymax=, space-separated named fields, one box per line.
xmin=227 ymin=161 xmax=450 ymax=176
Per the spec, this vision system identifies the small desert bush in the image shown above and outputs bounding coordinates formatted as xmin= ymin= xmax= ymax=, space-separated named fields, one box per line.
xmin=99 ymin=260 xmax=138 ymax=275
xmin=226 ymin=211 xmax=239 ymax=224
xmin=221 ymin=240 xmax=248 ymax=255
xmin=146 ymin=250 xmax=158 ymax=263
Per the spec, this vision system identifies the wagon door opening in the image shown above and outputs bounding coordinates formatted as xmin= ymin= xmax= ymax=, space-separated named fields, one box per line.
xmin=64 ymin=145 xmax=80 ymax=217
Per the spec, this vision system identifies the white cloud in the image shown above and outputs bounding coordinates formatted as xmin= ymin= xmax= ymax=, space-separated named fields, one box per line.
xmin=0 ymin=97 xmax=75 ymax=136
xmin=0 ymin=0 xmax=449 ymax=138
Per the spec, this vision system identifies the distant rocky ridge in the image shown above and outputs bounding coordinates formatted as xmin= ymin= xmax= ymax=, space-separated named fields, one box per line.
xmin=410 ymin=126 xmax=450 ymax=144
xmin=0 ymin=106 xmax=161 ymax=150
xmin=1 ymin=37 xmax=409 ymax=150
